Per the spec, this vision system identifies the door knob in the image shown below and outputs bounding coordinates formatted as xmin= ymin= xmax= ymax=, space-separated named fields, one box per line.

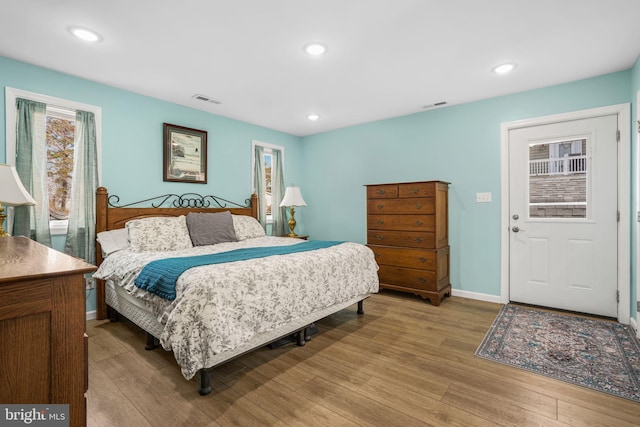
xmin=512 ymin=226 xmax=522 ymax=232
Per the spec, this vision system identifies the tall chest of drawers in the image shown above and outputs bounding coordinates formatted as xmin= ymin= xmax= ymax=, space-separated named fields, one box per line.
xmin=366 ymin=181 xmax=451 ymax=306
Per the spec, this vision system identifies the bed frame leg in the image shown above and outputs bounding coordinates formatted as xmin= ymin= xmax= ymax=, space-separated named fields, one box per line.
xmin=296 ymin=329 xmax=306 ymax=346
xmin=145 ymin=332 xmax=159 ymax=350
xmin=109 ymin=308 xmax=120 ymax=322
xmin=357 ymin=300 xmax=364 ymax=315
xmin=199 ymin=369 xmax=212 ymax=396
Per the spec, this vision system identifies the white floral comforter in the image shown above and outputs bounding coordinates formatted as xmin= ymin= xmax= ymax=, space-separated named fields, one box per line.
xmin=93 ymin=237 xmax=379 ymax=379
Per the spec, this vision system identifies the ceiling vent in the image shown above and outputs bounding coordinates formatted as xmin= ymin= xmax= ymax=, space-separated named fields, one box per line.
xmin=192 ymin=94 xmax=221 ymax=105
xmin=422 ymin=101 xmax=447 ymax=109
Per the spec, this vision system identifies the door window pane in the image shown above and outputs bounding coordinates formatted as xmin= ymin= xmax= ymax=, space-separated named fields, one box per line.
xmin=529 ymin=139 xmax=587 ymax=218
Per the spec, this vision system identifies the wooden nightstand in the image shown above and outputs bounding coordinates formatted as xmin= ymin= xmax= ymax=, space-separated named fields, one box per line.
xmin=286 ymin=235 xmax=308 ymax=240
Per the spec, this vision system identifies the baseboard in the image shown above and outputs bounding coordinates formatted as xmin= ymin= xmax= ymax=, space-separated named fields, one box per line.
xmin=630 ymin=316 xmax=639 ymax=339
xmin=451 ymin=289 xmax=502 ymax=304
xmin=86 ymin=310 xmax=96 ymax=321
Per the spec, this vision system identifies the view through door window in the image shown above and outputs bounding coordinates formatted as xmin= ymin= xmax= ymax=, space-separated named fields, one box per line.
xmin=528 ymin=138 xmax=588 ymax=219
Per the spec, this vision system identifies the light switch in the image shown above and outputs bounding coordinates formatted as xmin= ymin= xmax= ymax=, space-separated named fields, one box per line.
xmin=476 ymin=192 xmax=492 ymax=203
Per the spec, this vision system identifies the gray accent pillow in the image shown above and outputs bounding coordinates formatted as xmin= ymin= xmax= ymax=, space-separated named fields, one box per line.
xmin=186 ymin=211 xmax=238 ymax=246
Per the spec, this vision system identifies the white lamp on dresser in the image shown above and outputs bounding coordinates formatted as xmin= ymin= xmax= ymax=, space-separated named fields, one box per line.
xmin=0 ymin=164 xmax=37 ymax=237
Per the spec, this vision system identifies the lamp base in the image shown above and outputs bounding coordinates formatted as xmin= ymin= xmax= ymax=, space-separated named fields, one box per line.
xmin=287 ymin=206 xmax=298 ymax=237
xmin=0 ymin=206 xmax=9 ymax=237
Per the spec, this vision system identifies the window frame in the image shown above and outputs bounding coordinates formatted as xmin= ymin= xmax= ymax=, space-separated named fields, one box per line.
xmin=251 ymin=140 xmax=284 ymax=224
xmin=5 ymin=87 xmax=103 ymax=235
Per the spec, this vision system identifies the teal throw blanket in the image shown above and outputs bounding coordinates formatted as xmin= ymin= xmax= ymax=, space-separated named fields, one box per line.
xmin=134 ymin=240 xmax=344 ymax=300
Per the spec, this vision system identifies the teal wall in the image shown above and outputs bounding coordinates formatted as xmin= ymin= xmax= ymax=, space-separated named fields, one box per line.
xmin=0 ymin=56 xmax=303 ymax=313
xmin=2 ymin=54 xmax=638 ymax=315
xmin=301 ymin=71 xmax=632 ymax=298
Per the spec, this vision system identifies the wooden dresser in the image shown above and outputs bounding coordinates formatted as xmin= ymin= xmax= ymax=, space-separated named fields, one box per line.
xmin=0 ymin=237 xmax=96 ymax=427
xmin=366 ymin=181 xmax=450 ymax=305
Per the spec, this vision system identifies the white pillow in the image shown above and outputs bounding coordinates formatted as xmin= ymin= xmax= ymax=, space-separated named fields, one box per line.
xmin=232 ymin=215 xmax=266 ymax=240
xmin=126 ymin=216 xmax=193 ymax=252
xmin=96 ymin=228 xmax=129 ymax=256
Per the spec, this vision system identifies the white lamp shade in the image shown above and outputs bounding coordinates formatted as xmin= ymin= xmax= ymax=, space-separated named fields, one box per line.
xmin=279 ymin=186 xmax=307 ymax=207
xmin=0 ymin=164 xmax=37 ymax=206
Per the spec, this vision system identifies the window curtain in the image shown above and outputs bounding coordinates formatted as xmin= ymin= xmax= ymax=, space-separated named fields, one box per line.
xmin=253 ymin=145 xmax=266 ymax=227
xmin=13 ymin=98 xmax=50 ymax=246
xmin=64 ymin=110 xmax=98 ymax=264
xmin=271 ymin=149 xmax=287 ymax=236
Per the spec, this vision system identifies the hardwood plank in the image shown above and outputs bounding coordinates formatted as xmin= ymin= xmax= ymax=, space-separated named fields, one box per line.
xmin=356 ymin=376 xmax=497 ymax=427
xmin=440 ymin=382 xmax=565 ymax=427
xmin=86 ymin=358 xmax=154 ymax=427
xmin=297 ymin=375 xmax=428 ymax=427
xmin=557 ymin=399 xmax=640 ymax=427
xmin=85 ymin=293 xmax=640 ymax=426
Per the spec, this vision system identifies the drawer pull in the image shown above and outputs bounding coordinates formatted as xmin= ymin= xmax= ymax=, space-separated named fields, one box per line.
xmin=377 ymin=204 xmax=384 ymax=209
xmin=376 ymin=189 xmax=386 ymax=195
xmin=377 ymin=220 xmax=384 ymax=225
xmin=418 ymin=277 xmax=426 ymax=283
xmin=415 ymin=220 xmax=423 ymax=226
xmin=415 ymin=203 xmax=422 ymax=209
xmin=412 ymin=188 xmax=419 ymax=194
xmin=418 ymin=257 xmax=426 ymax=263
xmin=376 ymin=235 xmax=384 ymax=240
xmin=415 ymin=237 xmax=423 ymax=243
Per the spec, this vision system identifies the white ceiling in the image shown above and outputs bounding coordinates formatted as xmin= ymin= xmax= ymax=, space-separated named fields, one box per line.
xmin=2 ymin=0 xmax=640 ymax=137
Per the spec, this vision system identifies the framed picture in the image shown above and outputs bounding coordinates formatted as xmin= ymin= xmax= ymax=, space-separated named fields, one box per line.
xmin=163 ymin=123 xmax=207 ymax=184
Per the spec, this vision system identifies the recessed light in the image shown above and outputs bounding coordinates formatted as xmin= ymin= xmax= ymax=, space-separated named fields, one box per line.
xmin=493 ymin=63 xmax=516 ymax=74
xmin=304 ymin=43 xmax=327 ymax=56
xmin=68 ymin=26 xmax=102 ymax=43
xmin=307 ymin=114 xmax=320 ymax=121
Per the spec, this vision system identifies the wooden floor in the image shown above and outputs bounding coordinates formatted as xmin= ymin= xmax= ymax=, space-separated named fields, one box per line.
xmin=86 ymin=292 xmax=640 ymax=426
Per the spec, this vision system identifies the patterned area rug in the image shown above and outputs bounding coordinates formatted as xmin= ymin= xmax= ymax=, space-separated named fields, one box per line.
xmin=475 ymin=304 xmax=640 ymax=402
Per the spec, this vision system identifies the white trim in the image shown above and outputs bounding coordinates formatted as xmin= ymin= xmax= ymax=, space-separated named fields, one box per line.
xmin=86 ymin=310 xmax=96 ymax=321
xmin=500 ymin=103 xmax=631 ymax=324
xmin=637 ymin=90 xmax=640 ymax=332
xmin=451 ymin=289 xmax=502 ymax=304
xmin=630 ymin=316 xmax=638 ymax=338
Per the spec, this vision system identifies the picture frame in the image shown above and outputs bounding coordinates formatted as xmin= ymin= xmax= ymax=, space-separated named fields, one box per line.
xmin=163 ymin=123 xmax=207 ymax=184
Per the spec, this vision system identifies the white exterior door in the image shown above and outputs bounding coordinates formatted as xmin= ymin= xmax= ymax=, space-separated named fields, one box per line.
xmin=509 ymin=114 xmax=618 ymax=317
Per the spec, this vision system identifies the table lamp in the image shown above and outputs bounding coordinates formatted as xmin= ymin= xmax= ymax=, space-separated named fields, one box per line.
xmin=279 ymin=186 xmax=307 ymax=237
xmin=0 ymin=164 xmax=37 ymax=237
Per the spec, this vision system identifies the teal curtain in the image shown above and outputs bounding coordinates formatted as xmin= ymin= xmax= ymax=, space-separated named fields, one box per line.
xmin=253 ymin=145 xmax=266 ymax=228
xmin=64 ymin=110 xmax=98 ymax=264
xmin=271 ymin=149 xmax=287 ymax=236
xmin=14 ymin=98 xmax=50 ymax=246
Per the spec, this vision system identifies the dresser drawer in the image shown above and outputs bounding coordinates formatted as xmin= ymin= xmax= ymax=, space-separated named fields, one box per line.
xmin=367 ymin=230 xmax=435 ymax=248
xmin=369 ymin=246 xmax=435 ymax=270
xmin=378 ymin=266 xmax=437 ymax=291
xmin=398 ymin=182 xmax=436 ymax=198
xmin=366 ymin=184 xmax=398 ymax=199
xmin=368 ymin=214 xmax=435 ymax=232
xmin=367 ymin=197 xmax=435 ymax=214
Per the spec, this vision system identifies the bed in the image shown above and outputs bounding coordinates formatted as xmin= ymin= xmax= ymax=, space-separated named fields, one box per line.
xmin=92 ymin=187 xmax=379 ymax=395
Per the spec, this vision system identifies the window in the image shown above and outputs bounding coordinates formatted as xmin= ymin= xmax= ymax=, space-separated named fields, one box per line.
xmin=251 ymin=140 xmax=284 ymax=223
xmin=46 ymin=106 xmax=76 ymax=228
xmin=5 ymin=88 xmax=102 ymax=235
xmin=528 ymin=138 xmax=588 ymax=219
xmin=264 ymin=149 xmax=273 ymax=216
